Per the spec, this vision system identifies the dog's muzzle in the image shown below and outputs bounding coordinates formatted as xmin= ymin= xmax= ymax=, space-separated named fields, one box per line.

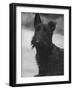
xmin=31 ymin=40 xmax=40 ymax=48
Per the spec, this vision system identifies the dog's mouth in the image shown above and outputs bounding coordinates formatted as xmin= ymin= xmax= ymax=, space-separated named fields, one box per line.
xmin=31 ymin=40 xmax=40 ymax=48
xmin=31 ymin=40 xmax=52 ymax=49
xmin=31 ymin=41 xmax=53 ymax=49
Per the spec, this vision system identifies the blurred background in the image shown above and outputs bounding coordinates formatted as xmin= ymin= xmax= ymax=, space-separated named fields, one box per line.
xmin=21 ymin=12 xmax=64 ymax=77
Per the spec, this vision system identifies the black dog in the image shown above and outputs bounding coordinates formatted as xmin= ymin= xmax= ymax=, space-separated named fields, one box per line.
xmin=31 ymin=14 xmax=64 ymax=76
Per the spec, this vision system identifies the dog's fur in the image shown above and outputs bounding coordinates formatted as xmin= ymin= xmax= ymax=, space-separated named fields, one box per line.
xmin=31 ymin=14 xmax=64 ymax=76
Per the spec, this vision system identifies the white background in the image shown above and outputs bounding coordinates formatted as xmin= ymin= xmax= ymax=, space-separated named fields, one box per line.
xmin=0 ymin=0 xmax=72 ymax=89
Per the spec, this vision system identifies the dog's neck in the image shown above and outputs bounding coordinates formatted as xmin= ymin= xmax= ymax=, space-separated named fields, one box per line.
xmin=35 ymin=43 xmax=54 ymax=56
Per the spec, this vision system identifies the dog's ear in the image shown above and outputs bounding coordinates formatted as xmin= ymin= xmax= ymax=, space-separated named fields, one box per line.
xmin=48 ymin=21 xmax=56 ymax=32
xmin=34 ymin=13 xmax=41 ymax=27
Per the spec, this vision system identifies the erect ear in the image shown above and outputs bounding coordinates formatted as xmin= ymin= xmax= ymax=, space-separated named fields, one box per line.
xmin=48 ymin=21 xmax=56 ymax=32
xmin=34 ymin=13 xmax=41 ymax=27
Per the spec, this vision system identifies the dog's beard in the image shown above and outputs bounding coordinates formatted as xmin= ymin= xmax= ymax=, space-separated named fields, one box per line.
xmin=31 ymin=41 xmax=52 ymax=50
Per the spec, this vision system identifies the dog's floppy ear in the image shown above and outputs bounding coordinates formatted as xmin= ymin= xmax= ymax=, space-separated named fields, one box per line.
xmin=48 ymin=21 xmax=56 ymax=32
xmin=34 ymin=13 xmax=41 ymax=27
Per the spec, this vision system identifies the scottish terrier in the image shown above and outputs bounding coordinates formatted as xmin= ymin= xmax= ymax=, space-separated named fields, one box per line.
xmin=31 ymin=13 xmax=64 ymax=76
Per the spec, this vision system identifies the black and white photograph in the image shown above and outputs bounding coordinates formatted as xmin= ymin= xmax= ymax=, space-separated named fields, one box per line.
xmin=21 ymin=13 xmax=64 ymax=77
xmin=9 ymin=3 xmax=71 ymax=87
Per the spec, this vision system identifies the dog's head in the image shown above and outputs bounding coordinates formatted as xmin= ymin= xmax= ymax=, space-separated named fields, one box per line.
xmin=31 ymin=13 xmax=56 ymax=48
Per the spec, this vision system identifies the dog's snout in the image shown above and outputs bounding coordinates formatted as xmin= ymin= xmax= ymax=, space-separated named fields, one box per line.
xmin=31 ymin=38 xmax=40 ymax=48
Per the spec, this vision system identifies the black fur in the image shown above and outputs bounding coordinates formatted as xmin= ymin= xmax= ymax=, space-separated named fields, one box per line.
xmin=31 ymin=13 xmax=64 ymax=76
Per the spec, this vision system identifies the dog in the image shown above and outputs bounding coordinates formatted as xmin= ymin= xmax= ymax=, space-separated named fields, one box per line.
xmin=31 ymin=13 xmax=64 ymax=76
